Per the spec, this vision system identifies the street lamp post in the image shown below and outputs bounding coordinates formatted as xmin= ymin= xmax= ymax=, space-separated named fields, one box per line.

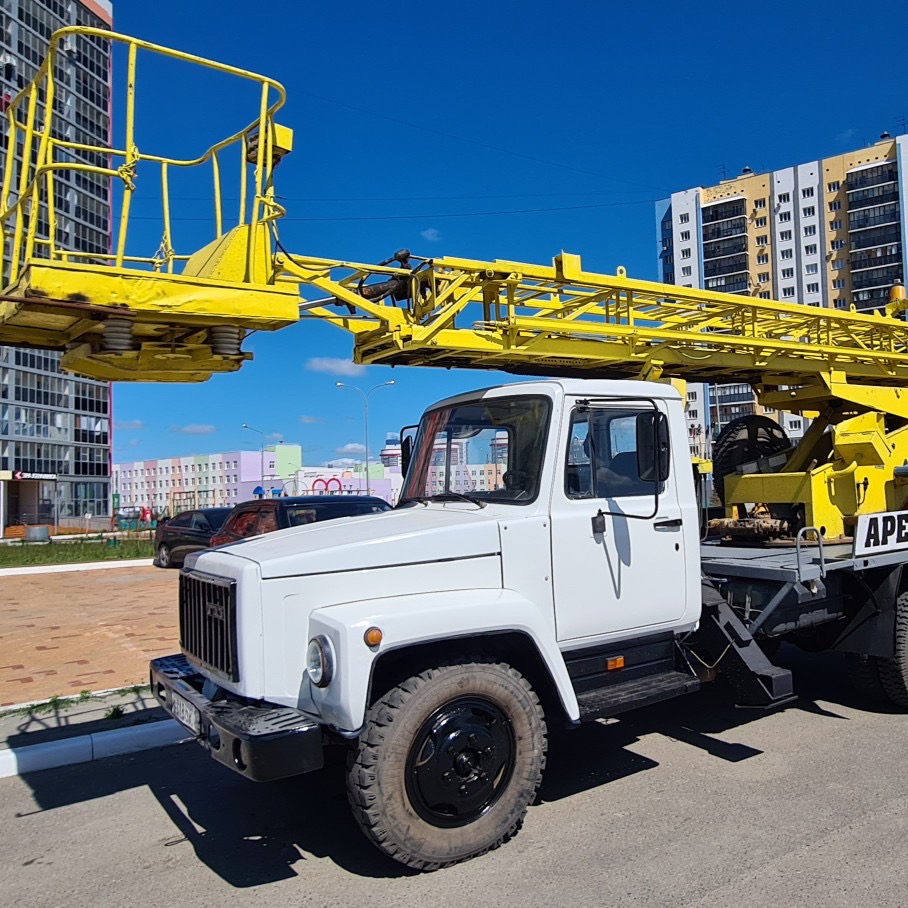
xmin=336 ymin=381 xmax=395 ymax=496
xmin=242 ymin=423 xmax=265 ymax=498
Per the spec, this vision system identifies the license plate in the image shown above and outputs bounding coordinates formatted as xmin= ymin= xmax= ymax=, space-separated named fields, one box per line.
xmin=171 ymin=691 xmax=201 ymax=735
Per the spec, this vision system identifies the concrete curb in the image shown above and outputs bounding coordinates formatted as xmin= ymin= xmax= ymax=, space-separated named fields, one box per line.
xmin=0 ymin=719 xmax=187 ymax=779
xmin=0 ymin=558 xmax=154 ymax=577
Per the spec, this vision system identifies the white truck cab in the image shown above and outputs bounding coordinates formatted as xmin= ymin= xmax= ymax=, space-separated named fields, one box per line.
xmin=155 ymin=376 xmax=898 ymax=869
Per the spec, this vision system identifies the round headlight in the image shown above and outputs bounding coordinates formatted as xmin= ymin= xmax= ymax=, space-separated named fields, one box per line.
xmin=306 ymin=635 xmax=334 ymax=688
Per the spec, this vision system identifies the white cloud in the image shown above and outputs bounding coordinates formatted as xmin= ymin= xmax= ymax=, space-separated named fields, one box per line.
xmin=306 ymin=357 xmax=366 ymax=377
xmin=267 ymin=432 xmax=284 ymax=442
xmin=299 ymin=414 xmax=325 ymax=425
xmin=128 ymin=439 xmax=140 ymax=447
xmin=114 ymin=419 xmax=143 ymax=430
xmin=836 ymin=128 xmax=856 ymax=143
xmin=420 ymin=227 xmax=442 ymax=243
xmin=169 ymin=424 xmax=217 ymax=435
xmin=329 ymin=457 xmax=358 ymax=467
xmin=335 ymin=442 xmax=365 ymax=456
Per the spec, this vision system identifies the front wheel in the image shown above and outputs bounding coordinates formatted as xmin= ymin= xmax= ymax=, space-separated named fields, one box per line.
xmin=156 ymin=543 xmax=174 ymax=569
xmin=347 ymin=661 xmax=546 ymax=870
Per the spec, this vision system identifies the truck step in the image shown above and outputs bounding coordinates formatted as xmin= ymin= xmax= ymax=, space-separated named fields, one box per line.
xmin=577 ymin=670 xmax=700 ymax=721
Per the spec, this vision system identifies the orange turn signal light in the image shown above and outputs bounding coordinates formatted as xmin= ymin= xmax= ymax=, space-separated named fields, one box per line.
xmin=606 ymin=656 xmax=625 ymax=671
xmin=364 ymin=627 xmax=383 ymax=647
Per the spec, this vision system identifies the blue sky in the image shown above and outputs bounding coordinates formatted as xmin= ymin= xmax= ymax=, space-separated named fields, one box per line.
xmin=109 ymin=0 xmax=908 ymax=465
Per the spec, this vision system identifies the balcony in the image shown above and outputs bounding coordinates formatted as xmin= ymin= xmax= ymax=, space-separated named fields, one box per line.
xmin=849 ymin=248 xmax=902 ymax=271
xmin=704 ymin=254 xmax=748 ymax=278
xmin=847 ymin=185 xmax=900 ymax=209
xmin=702 ymin=217 xmax=746 ymax=241
xmin=847 ymin=164 xmax=899 ymax=190
xmin=850 ymin=224 xmax=901 ymax=250
xmin=703 ymin=236 xmax=747 ymax=259
xmin=701 ymin=200 xmax=747 ymax=224
xmin=851 ymin=264 xmax=904 ymax=291
xmin=704 ymin=274 xmax=750 ymax=293
xmin=848 ymin=203 xmax=900 ymax=231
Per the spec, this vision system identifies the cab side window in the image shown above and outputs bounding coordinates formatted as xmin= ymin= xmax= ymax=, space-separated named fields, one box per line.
xmin=565 ymin=407 xmax=661 ymax=499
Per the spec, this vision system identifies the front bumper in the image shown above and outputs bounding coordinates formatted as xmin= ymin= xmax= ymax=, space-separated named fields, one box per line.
xmin=150 ymin=654 xmax=324 ymax=781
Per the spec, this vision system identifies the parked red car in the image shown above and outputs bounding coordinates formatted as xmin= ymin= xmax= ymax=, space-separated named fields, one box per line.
xmin=210 ymin=495 xmax=391 ymax=545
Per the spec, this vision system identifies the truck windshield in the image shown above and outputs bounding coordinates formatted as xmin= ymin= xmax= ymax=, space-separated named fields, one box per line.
xmin=399 ymin=395 xmax=551 ymax=505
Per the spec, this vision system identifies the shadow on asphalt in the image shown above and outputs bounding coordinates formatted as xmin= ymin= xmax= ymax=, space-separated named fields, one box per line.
xmin=11 ymin=644 xmax=904 ymax=886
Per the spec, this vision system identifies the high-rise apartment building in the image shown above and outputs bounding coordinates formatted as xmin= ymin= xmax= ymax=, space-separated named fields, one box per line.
xmin=657 ymin=133 xmax=908 ymax=452
xmin=0 ymin=0 xmax=114 ymax=533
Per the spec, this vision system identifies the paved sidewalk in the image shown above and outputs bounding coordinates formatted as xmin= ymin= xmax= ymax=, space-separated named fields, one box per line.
xmin=0 ymin=565 xmax=178 ymax=707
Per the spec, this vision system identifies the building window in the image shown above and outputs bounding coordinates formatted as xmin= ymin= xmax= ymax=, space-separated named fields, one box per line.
xmin=782 ymin=267 xmax=794 ymax=279
xmin=779 ymin=211 xmax=792 ymax=223
xmin=688 ymin=409 xmax=698 ymax=419
xmin=782 ymin=287 xmax=795 ymax=298
xmin=804 ymin=244 xmax=817 ymax=255
xmin=778 ymin=192 xmax=790 ymax=204
xmin=805 ymin=263 xmax=818 ymax=274
xmin=806 ymin=282 xmax=820 ymax=293
xmin=680 ymin=230 xmax=690 ymax=241
xmin=756 ymin=235 xmax=768 ymax=246
xmin=679 ymin=212 xmax=689 ymax=224
xmin=757 ymin=253 xmax=769 ymax=265
xmin=681 ymin=265 xmax=692 ymax=276
xmin=758 ymin=272 xmax=769 ymax=282
xmin=780 ymin=230 xmax=792 ymax=241
xmin=759 ymin=291 xmax=771 ymax=299
xmin=804 ymin=225 xmax=816 ymax=236
xmin=755 ymin=198 xmax=767 ymax=209
xmin=830 ymin=219 xmax=842 ymax=230
xmin=680 ymin=248 xmax=691 ymax=259
xmin=687 ymin=391 xmax=697 ymax=401
xmin=833 ymin=278 xmax=846 ymax=289
xmin=827 ymin=181 xmax=840 ymax=193
xmin=832 ymin=259 xmax=845 ymax=270
xmin=802 ymin=206 xmax=815 ymax=217
xmin=828 ymin=201 xmax=841 ymax=211
xmin=781 ymin=249 xmax=793 ymax=260
xmin=831 ymin=239 xmax=846 ymax=250
xmin=802 ymin=187 xmax=814 ymax=199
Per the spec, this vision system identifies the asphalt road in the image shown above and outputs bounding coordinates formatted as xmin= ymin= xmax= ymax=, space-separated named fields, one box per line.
xmin=3 ymin=647 xmax=908 ymax=907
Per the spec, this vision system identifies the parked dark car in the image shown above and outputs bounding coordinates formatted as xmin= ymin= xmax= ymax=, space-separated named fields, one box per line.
xmin=153 ymin=507 xmax=234 ymax=568
xmin=210 ymin=495 xmax=391 ymax=546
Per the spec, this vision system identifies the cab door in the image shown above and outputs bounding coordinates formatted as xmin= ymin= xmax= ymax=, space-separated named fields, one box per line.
xmin=550 ymin=400 xmax=688 ymax=642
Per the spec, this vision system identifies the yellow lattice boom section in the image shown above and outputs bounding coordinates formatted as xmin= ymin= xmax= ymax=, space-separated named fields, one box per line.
xmin=2 ymin=27 xmax=908 ymax=409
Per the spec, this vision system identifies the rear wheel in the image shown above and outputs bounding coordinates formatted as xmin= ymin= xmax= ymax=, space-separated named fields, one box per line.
xmin=843 ymin=653 xmax=887 ymax=703
xmin=347 ymin=661 xmax=546 ymax=870
xmin=156 ymin=543 xmax=173 ymax=569
xmin=877 ymin=592 xmax=908 ymax=708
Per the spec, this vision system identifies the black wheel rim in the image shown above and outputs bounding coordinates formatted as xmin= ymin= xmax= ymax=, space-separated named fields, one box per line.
xmin=405 ymin=696 xmax=515 ymax=828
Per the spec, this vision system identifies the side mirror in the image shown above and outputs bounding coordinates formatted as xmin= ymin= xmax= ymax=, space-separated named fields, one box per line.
xmin=636 ymin=411 xmax=670 ymax=482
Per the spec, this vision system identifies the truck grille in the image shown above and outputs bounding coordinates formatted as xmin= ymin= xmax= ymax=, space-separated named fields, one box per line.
xmin=179 ymin=572 xmax=239 ymax=682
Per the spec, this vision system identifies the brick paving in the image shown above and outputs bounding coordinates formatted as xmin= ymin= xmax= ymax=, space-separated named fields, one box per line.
xmin=0 ymin=566 xmax=179 ymax=706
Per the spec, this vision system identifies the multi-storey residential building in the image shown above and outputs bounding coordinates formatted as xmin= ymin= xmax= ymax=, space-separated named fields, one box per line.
xmin=114 ymin=444 xmax=302 ymax=515
xmin=657 ymin=132 xmax=908 ymax=449
xmin=0 ymin=0 xmax=114 ymax=534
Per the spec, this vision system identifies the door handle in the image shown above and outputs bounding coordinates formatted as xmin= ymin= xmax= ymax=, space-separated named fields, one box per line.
xmin=654 ymin=518 xmax=682 ymax=528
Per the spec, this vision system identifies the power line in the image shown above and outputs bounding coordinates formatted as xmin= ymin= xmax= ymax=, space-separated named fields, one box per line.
xmin=129 ymin=197 xmax=658 ymax=223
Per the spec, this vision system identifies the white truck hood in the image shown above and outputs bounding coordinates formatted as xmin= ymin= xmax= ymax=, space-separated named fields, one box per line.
xmin=215 ymin=505 xmax=502 ymax=579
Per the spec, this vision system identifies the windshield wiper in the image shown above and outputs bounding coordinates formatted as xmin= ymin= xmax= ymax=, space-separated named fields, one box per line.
xmin=429 ymin=491 xmax=487 ymax=508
